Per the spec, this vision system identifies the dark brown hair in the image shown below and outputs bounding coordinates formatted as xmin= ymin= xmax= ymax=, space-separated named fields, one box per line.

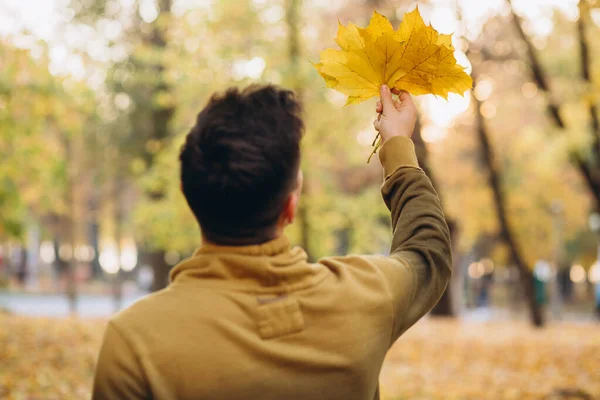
xmin=179 ymin=85 xmax=303 ymax=244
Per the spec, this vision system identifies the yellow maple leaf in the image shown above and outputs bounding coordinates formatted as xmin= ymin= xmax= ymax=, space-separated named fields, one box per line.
xmin=314 ymin=7 xmax=472 ymax=105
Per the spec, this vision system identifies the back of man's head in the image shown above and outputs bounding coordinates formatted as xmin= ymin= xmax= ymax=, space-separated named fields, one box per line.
xmin=179 ymin=84 xmax=303 ymax=245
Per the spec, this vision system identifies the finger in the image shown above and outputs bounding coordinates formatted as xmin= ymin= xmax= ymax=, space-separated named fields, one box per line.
xmin=397 ymin=90 xmax=415 ymax=109
xmin=394 ymin=99 xmax=402 ymax=112
xmin=373 ymin=117 xmax=380 ymax=131
xmin=391 ymin=88 xmax=401 ymax=95
xmin=376 ymin=100 xmax=382 ymax=113
xmin=379 ymin=85 xmax=395 ymax=112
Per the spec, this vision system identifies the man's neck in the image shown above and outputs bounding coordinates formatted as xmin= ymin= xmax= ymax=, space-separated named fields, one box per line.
xmin=202 ymin=230 xmax=282 ymax=247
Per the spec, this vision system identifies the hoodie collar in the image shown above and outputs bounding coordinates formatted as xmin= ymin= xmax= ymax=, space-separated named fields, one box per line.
xmin=168 ymin=236 xmax=328 ymax=293
xmin=194 ymin=235 xmax=291 ymax=257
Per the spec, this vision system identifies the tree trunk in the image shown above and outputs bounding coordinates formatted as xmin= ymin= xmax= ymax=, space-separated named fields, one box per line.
xmin=412 ymin=119 xmax=461 ymax=316
xmin=472 ymin=68 xmax=544 ymax=327
xmin=430 ymin=219 xmax=462 ymax=316
xmin=149 ymin=0 xmax=174 ymax=145
xmin=113 ymin=186 xmax=124 ymax=312
xmin=64 ymin=137 xmax=78 ymax=316
xmin=149 ymin=251 xmax=170 ymax=292
xmin=285 ymin=0 xmax=314 ymax=261
xmin=145 ymin=0 xmax=176 ymax=290
xmin=430 ymin=273 xmax=454 ymax=315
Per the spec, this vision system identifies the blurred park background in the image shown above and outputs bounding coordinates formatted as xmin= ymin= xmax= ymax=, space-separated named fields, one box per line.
xmin=1 ymin=0 xmax=600 ymax=399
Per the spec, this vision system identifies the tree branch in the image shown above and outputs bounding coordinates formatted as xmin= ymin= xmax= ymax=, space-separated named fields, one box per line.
xmin=507 ymin=0 xmax=600 ymax=210
xmin=507 ymin=0 xmax=565 ymax=129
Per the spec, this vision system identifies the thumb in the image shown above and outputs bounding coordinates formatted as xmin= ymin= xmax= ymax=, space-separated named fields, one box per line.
xmin=379 ymin=85 xmax=395 ymax=112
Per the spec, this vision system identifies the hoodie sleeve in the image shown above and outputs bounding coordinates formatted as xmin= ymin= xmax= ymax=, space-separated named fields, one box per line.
xmin=374 ymin=136 xmax=452 ymax=341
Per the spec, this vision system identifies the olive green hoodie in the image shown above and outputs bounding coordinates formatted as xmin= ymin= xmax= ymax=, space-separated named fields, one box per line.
xmin=92 ymin=136 xmax=452 ymax=400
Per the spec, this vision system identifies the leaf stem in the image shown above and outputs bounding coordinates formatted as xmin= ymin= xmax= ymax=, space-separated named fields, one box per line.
xmin=367 ymin=135 xmax=382 ymax=163
xmin=371 ymin=132 xmax=380 ymax=146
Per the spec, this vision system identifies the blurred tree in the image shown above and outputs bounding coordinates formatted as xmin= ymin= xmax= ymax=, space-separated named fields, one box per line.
xmin=0 ymin=37 xmax=99 ymax=312
xmin=0 ymin=43 xmax=65 ymax=239
xmin=137 ymin=0 xmax=175 ymax=291
xmin=69 ymin=0 xmax=176 ymax=290
xmin=471 ymin=56 xmax=544 ymax=327
xmin=430 ymin=3 xmax=594 ymax=325
xmin=463 ymin=6 xmax=548 ymax=325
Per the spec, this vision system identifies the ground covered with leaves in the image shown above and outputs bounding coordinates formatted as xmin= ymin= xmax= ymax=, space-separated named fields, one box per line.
xmin=381 ymin=320 xmax=600 ymax=400
xmin=0 ymin=313 xmax=105 ymax=399
xmin=0 ymin=314 xmax=598 ymax=400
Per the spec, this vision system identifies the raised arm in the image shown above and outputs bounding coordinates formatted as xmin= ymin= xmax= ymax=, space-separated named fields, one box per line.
xmin=375 ymin=85 xmax=452 ymax=341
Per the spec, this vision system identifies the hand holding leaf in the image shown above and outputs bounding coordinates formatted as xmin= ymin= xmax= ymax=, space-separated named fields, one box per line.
xmin=369 ymin=85 xmax=417 ymax=161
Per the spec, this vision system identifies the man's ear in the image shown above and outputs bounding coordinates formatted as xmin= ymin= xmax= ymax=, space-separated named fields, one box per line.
xmin=284 ymin=192 xmax=299 ymax=225
xmin=281 ymin=170 xmax=302 ymax=226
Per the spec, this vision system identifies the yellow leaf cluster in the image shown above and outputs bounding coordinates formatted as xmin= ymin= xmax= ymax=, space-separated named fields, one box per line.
xmin=314 ymin=7 xmax=472 ymax=105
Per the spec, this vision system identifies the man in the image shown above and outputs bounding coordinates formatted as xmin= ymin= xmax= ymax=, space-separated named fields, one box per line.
xmin=92 ymin=84 xmax=451 ymax=400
